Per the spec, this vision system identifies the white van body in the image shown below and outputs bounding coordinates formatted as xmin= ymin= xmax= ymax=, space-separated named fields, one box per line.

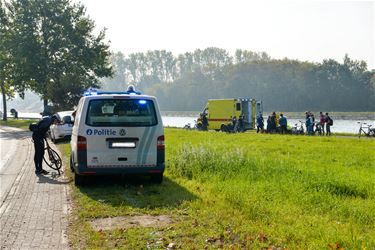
xmin=70 ymin=91 xmax=165 ymax=185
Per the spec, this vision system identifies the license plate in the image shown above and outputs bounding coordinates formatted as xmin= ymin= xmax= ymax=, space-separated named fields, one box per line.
xmin=110 ymin=142 xmax=136 ymax=148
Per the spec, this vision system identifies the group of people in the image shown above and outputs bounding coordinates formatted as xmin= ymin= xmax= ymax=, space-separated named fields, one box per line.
xmin=256 ymin=112 xmax=288 ymax=134
xmin=230 ymin=115 xmax=245 ymax=132
xmin=256 ymin=111 xmax=333 ymax=135
xmin=305 ymin=111 xmax=333 ymax=136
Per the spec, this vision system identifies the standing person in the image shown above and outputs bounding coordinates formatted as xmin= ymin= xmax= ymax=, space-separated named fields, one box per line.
xmin=325 ymin=112 xmax=332 ymax=136
xmin=310 ymin=112 xmax=315 ymax=133
xmin=232 ymin=116 xmax=237 ymax=132
xmin=202 ymin=113 xmax=208 ymax=131
xmin=256 ymin=113 xmax=264 ymax=133
xmin=271 ymin=112 xmax=277 ymax=133
xmin=32 ymin=115 xmax=60 ymax=175
xmin=319 ymin=112 xmax=326 ymax=135
xmin=279 ymin=114 xmax=288 ymax=134
xmin=266 ymin=116 xmax=272 ymax=133
xmin=238 ymin=115 xmax=244 ymax=132
xmin=275 ymin=112 xmax=280 ymax=128
xmin=305 ymin=112 xmax=311 ymax=135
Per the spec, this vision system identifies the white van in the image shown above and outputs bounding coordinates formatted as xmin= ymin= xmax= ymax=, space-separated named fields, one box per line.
xmin=70 ymin=90 xmax=165 ymax=185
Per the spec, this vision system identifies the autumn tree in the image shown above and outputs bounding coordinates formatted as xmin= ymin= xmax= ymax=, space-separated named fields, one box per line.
xmin=0 ymin=0 xmax=14 ymax=120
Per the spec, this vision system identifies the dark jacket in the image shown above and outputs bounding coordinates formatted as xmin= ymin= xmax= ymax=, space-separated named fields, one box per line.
xmin=32 ymin=116 xmax=54 ymax=138
xmin=279 ymin=116 xmax=287 ymax=126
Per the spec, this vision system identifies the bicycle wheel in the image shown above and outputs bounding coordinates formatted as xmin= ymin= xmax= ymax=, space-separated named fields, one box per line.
xmin=44 ymin=148 xmax=62 ymax=170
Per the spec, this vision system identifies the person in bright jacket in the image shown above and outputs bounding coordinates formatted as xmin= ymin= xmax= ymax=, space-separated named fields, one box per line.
xmin=279 ymin=113 xmax=287 ymax=134
xmin=32 ymin=115 xmax=60 ymax=175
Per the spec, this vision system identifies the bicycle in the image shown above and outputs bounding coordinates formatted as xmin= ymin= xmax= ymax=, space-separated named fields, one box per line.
xmin=291 ymin=120 xmax=304 ymax=135
xmin=43 ymin=138 xmax=63 ymax=175
xmin=314 ymin=122 xmax=323 ymax=136
xmin=183 ymin=123 xmax=192 ymax=130
xmin=358 ymin=122 xmax=375 ymax=138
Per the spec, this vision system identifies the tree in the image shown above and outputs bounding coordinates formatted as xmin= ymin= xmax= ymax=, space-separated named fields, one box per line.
xmin=0 ymin=0 xmax=14 ymax=120
xmin=6 ymin=0 xmax=113 ymax=112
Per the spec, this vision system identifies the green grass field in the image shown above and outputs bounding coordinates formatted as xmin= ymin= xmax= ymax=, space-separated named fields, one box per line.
xmin=1 ymin=118 xmax=374 ymax=248
xmin=53 ymin=128 xmax=375 ymax=249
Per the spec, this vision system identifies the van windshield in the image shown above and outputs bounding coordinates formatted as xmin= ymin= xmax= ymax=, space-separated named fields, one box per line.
xmin=86 ymin=99 xmax=158 ymax=127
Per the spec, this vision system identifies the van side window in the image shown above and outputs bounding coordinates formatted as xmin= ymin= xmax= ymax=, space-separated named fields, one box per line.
xmin=236 ymin=103 xmax=241 ymax=111
xmin=86 ymin=99 xmax=157 ymax=127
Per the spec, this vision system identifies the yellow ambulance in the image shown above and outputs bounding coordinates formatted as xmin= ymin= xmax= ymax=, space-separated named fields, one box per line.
xmin=197 ymin=98 xmax=262 ymax=131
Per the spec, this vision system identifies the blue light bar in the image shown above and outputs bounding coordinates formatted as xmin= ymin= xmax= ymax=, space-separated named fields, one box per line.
xmin=83 ymin=88 xmax=98 ymax=96
xmin=138 ymin=100 xmax=147 ymax=104
xmin=83 ymin=90 xmax=142 ymax=96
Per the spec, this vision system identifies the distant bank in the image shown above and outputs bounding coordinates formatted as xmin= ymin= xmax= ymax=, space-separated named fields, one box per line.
xmin=161 ymin=111 xmax=375 ymax=120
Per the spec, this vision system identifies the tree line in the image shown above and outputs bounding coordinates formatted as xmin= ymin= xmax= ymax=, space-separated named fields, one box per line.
xmin=103 ymin=49 xmax=374 ymax=112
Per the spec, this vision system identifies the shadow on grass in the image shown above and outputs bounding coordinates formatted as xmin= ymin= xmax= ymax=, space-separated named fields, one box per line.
xmin=76 ymin=175 xmax=198 ymax=209
xmin=54 ymin=140 xmax=197 ymax=209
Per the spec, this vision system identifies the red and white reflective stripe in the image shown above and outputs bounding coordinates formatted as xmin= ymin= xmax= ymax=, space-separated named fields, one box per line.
xmin=208 ymin=118 xmax=232 ymax=122
xmin=87 ymin=164 xmax=157 ymax=168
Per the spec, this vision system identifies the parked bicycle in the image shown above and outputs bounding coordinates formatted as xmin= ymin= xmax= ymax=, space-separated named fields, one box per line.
xmin=291 ymin=120 xmax=304 ymax=135
xmin=314 ymin=122 xmax=323 ymax=136
xmin=183 ymin=123 xmax=192 ymax=130
xmin=358 ymin=122 xmax=375 ymax=138
xmin=43 ymin=138 xmax=62 ymax=175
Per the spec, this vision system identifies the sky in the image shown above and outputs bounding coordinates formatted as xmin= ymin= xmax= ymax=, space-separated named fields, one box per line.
xmin=76 ymin=1 xmax=372 ymax=69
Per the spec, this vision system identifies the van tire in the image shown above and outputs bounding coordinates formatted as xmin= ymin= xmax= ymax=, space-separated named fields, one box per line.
xmin=74 ymin=173 xmax=85 ymax=186
xmin=150 ymin=173 xmax=163 ymax=184
xmin=69 ymin=155 xmax=74 ymax=172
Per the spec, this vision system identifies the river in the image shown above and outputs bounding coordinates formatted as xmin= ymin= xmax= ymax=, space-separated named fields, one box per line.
xmin=162 ymin=116 xmax=374 ymax=134
xmin=7 ymin=112 xmax=375 ymax=134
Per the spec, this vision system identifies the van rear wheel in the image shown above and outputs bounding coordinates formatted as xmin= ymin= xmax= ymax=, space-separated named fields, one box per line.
xmin=150 ymin=173 xmax=163 ymax=184
xmin=74 ymin=173 xmax=86 ymax=186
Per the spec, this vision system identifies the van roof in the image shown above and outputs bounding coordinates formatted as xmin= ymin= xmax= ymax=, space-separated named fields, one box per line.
xmin=82 ymin=93 xmax=156 ymax=100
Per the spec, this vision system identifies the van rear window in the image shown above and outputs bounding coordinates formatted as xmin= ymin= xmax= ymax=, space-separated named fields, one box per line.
xmin=86 ymin=99 xmax=157 ymax=127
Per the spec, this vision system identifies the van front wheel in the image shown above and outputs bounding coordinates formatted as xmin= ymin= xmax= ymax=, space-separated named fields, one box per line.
xmin=150 ymin=173 xmax=163 ymax=184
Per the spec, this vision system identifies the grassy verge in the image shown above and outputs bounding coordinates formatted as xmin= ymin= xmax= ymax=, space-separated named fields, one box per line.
xmin=54 ymin=128 xmax=375 ymax=249
xmin=0 ymin=118 xmax=37 ymax=130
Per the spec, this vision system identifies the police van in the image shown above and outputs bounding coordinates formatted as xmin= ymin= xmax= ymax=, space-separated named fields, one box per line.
xmin=70 ymin=88 xmax=165 ymax=185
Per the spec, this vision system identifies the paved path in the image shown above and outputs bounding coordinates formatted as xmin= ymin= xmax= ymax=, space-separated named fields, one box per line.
xmin=0 ymin=126 xmax=70 ymax=249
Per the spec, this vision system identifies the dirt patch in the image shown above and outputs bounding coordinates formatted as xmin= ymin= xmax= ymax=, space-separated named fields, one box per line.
xmin=90 ymin=215 xmax=173 ymax=231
